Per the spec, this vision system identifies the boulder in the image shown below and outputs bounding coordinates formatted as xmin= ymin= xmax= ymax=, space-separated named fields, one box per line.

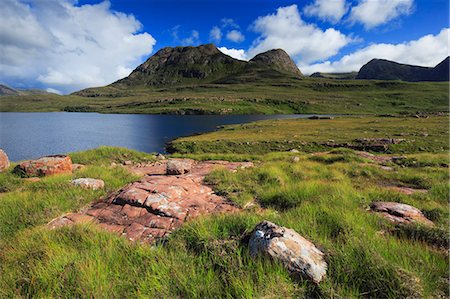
xmin=71 ymin=178 xmax=105 ymax=190
xmin=370 ymin=201 xmax=434 ymax=226
xmin=166 ymin=159 xmax=193 ymax=175
xmin=13 ymin=155 xmax=72 ymax=177
xmin=0 ymin=149 xmax=10 ymax=172
xmin=249 ymin=221 xmax=327 ymax=284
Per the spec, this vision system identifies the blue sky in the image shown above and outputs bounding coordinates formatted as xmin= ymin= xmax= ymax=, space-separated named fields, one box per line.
xmin=1 ymin=0 xmax=448 ymax=93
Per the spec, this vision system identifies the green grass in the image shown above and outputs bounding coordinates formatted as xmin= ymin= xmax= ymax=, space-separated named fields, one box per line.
xmin=0 ymin=127 xmax=448 ymax=297
xmin=0 ymin=78 xmax=448 ymax=115
xmin=170 ymin=116 xmax=449 ymax=154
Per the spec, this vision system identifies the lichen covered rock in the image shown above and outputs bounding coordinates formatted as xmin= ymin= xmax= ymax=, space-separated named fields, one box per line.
xmin=249 ymin=221 xmax=327 ymax=283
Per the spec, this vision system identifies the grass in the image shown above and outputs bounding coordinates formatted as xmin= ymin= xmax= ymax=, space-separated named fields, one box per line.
xmin=0 ymin=78 xmax=448 ymax=115
xmin=169 ymin=115 xmax=449 ymax=154
xmin=0 ymin=119 xmax=448 ymax=297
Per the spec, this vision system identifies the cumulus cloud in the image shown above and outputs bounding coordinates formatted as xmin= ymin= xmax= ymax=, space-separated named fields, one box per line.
xmin=218 ymin=47 xmax=248 ymax=61
xmin=0 ymin=0 xmax=155 ymax=94
xmin=350 ymin=0 xmax=414 ymax=29
xmin=300 ymin=28 xmax=449 ymax=74
xmin=248 ymin=5 xmax=353 ymax=64
xmin=221 ymin=18 xmax=240 ymax=29
xmin=303 ymin=0 xmax=349 ymax=23
xmin=209 ymin=26 xmax=222 ymax=43
xmin=171 ymin=26 xmax=200 ymax=46
xmin=226 ymin=30 xmax=245 ymax=43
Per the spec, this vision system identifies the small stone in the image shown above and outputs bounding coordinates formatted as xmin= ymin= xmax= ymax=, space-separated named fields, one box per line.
xmin=123 ymin=160 xmax=132 ymax=165
xmin=370 ymin=201 xmax=434 ymax=226
xmin=249 ymin=221 xmax=327 ymax=284
xmin=156 ymin=153 xmax=166 ymax=160
xmin=110 ymin=162 xmax=117 ymax=167
xmin=0 ymin=149 xmax=10 ymax=172
xmin=291 ymin=156 xmax=300 ymax=163
xmin=166 ymin=159 xmax=193 ymax=175
xmin=290 ymin=149 xmax=299 ymax=153
xmin=71 ymin=178 xmax=105 ymax=190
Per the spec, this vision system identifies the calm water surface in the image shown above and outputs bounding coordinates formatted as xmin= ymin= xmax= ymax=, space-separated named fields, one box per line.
xmin=0 ymin=112 xmax=324 ymax=161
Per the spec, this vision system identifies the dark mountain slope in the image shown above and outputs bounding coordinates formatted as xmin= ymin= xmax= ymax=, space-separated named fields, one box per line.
xmin=356 ymin=57 xmax=449 ymax=81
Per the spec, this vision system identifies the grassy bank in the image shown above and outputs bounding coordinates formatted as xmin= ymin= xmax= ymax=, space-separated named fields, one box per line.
xmin=1 ymin=79 xmax=448 ymax=115
xmin=169 ymin=116 xmax=449 ymax=154
xmin=0 ymin=118 xmax=448 ymax=297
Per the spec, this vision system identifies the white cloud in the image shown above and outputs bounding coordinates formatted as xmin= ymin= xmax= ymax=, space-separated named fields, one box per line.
xmin=226 ymin=30 xmax=245 ymax=43
xmin=350 ymin=0 xmax=413 ymax=29
xmin=171 ymin=26 xmax=200 ymax=46
xmin=0 ymin=0 xmax=155 ymax=94
xmin=303 ymin=0 xmax=349 ymax=23
xmin=221 ymin=18 xmax=239 ymax=29
xmin=45 ymin=87 xmax=62 ymax=95
xmin=218 ymin=47 xmax=248 ymax=61
xmin=209 ymin=26 xmax=222 ymax=43
xmin=248 ymin=5 xmax=353 ymax=64
xmin=301 ymin=28 xmax=449 ymax=74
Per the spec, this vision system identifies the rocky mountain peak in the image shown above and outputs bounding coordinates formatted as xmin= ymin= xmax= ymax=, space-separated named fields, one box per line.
xmin=250 ymin=49 xmax=302 ymax=77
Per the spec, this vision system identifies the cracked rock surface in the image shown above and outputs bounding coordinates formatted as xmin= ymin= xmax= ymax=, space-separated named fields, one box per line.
xmin=49 ymin=159 xmax=253 ymax=244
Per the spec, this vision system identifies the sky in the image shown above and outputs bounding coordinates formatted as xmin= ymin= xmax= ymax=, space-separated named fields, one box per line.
xmin=1 ymin=0 xmax=449 ymax=94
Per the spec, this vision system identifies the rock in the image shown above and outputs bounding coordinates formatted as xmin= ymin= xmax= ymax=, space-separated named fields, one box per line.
xmin=71 ymin=178 xmax=105 ymax=190
xmin=166 ymin=159 xmax=193 ymax=175
xmin=249 ymin=221 xmax=327 ymax=284
xmin=370 ymin=202 xmax=434 ymax=226
xmin=291 ymin=156 xmax=300 ymax=163
xmin=0 ymin=149 xmax=10 ymax=172
xmin=13 ymin=155 xmax=72 ymax=177
xmin=48 ymin=159 xmax=248 ymax=244
xmin=123 ymin=160 xmax=132 ymax=165
xmin=156 ymin=153 xmax=166 ymax=160
xmin=308 ymin=115 xmax=333 ymax=120
xmin=290 ymin=149 xmax=299 ymax=153
xmin=388 ymin=186 xmax=427 ymax=195
xmin=110 ymin=162 xmax=117 ymax=167
xmin=72 ymin=163 xmax=85 ymax=171
xmin=380 ymin=166 xmax=393 ymax=171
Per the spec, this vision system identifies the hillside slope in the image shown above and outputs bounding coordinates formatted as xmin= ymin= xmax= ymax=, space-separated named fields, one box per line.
xmin=356 ymin=57 xmax=449 ymax=81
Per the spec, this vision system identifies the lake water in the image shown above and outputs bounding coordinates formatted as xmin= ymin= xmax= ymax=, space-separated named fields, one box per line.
xmin=0 ymin=112 xmax=323 ymax=161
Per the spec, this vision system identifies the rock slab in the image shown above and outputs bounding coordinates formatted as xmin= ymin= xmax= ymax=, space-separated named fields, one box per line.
xmin=14 ymin=155 xmax=73 ymax=177
xmin=72 ymin=178 xmax=105 ymax=190
xmin=249 ymin=221 xmax=327 ymax=284
xmin=0 ymin=149 xmax=10 ymax=172
xmin=370 ymin=201 xmax=434 ymax=226
xmin=49 ymin=159 xmax=252 ymax=244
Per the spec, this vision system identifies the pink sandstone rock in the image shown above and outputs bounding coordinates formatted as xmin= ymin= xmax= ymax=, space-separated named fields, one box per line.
xmin=370 ymin=201 xmax=434 ymax=226
xmin=14 ymin=155 xmax=72 ymax=177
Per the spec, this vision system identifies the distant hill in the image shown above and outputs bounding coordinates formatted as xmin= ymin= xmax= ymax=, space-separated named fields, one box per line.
xmin=0 ymin=84 xmax=54 ymax=96
xmin=310 ymin=72 xmax=358 ymax=80
xmin=356 ymin=57 xmax=449 ymax=82
xmin=0 ymin=84 xmax=21 ymax=96
xmin=75 ymin=44 xmax=303 ymax=96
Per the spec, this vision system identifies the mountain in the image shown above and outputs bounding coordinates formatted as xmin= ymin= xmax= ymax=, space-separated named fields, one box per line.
xmin=249 ymin=49 xmax=302 ymax=77
xmin=109 ymin=44 xmax=302 ymax=88
xmin=356 ymin=57 xmax=449 ymax=81
xmin=0 ymin=84 xmax=21 ymax=96
xmin=310 ymin=72 xmax=358 ymax=80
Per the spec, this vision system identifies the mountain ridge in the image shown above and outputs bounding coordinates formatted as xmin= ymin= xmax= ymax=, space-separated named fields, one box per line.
xmin=356 ymin=57 xmax=449 ymax=81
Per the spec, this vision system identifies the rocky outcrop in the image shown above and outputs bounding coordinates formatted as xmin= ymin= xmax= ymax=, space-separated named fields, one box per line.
xmin=166 ymin=159 xmax=194 ymax=175
xmin=249 ymin=221 xmax=327 ymax=284
xmin=0 ymin=149 xmax=10 ymax=172
xmin=49 ymin=159 xmax=253 ymax=244
xmin=71 ymin=178 xmax=105 ymax=190
xmin=326 ymin=138 xmax=404 ymax=152
xmin=13 ymin=155 xmax=73 ymax=177
xmin=370 ymin=202 xmax=434 ymax=226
